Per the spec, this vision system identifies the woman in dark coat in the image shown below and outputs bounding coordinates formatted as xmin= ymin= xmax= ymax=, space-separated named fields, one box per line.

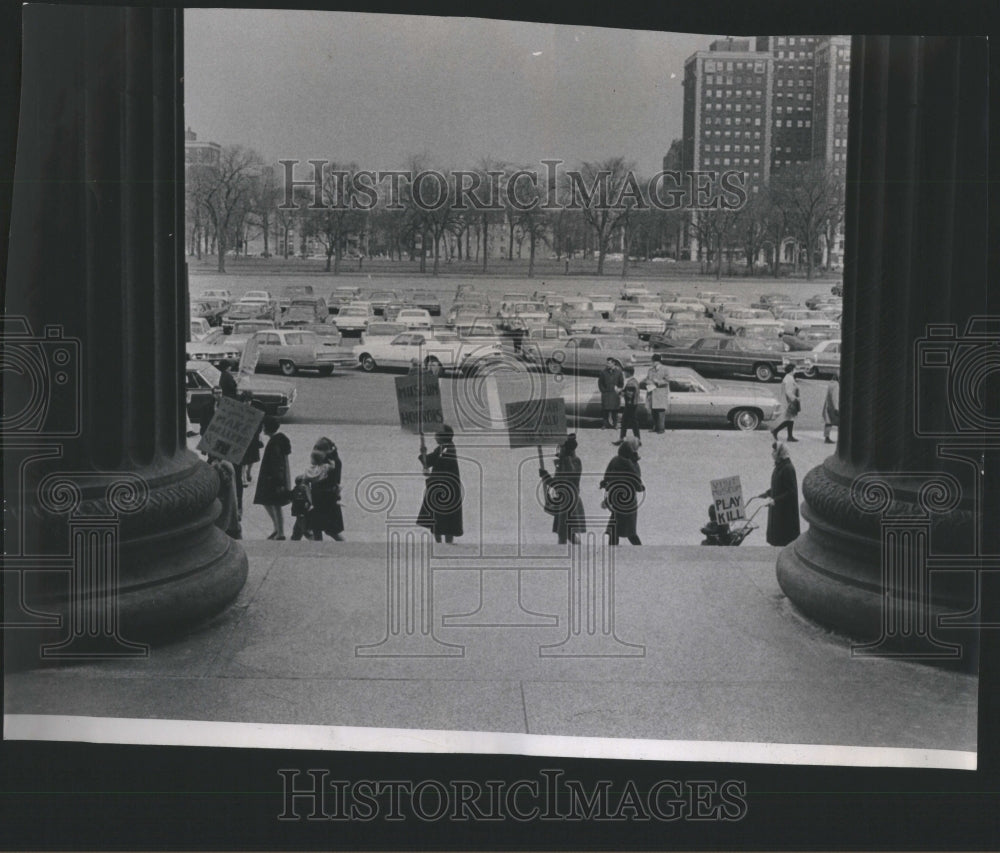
xmin=307 ymin=436 xmax=345 ymax=541
xmin=417 ymin=425 xmax=463 ymax=543
xmin=539 ymin=433 xmax=586 ymax=545
xmin=600 ymin=437 xmax=644 ymax=546
xmin=253 ymin=416 xmax=291 ymax=539
xmin=760 ymin=441 xmax=800 ymax=546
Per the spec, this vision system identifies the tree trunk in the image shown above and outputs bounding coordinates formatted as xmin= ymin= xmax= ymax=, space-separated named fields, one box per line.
xmin=596 ymin=246 xmax=605 ymax=276
xmin=527 ymin=231 xmax=535 ymax=278
xmin=507 ymin=223 xmax=514 ymax=260
xmin=217 ymin=231 xmax=226 ymax=273
xmin=481 ymin=215 xmax=489 ymax=272
xmin=334 ymin=241 xmax=342 ymax=275
xmin=432 ymin=232 xmax=440 ymax=275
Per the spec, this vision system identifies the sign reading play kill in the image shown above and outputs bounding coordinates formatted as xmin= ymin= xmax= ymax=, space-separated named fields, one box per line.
xmin=395 ymin=372 xmax=444 ymax=434
xmin=710 ymin=475 xmax=745 ymax=523
xmin=197 ymin=397 xmax=265 ymax=465
xmin=504 ymin=396 xmax=567 ymax=448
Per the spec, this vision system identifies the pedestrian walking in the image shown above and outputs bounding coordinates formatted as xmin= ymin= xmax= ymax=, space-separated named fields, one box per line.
xmin=600 ymin=437 xmax=644 ymax=545
xmin=643 ymin=354 xmax=670 ymax=434
xmin=207 ymin=455 xmax=242 ymax=540
xmin=253 ymin=416 xmax=291 ymax=540
xmin=615 ymin=364 xmax=642 ymax=446
xmin=417 ymin=424 xmax=463 ymax=544
xmin=758 ymin=441 xmax=800 ymax=546
xmin=306 ymin=436 xmax=346 ymax=541
xmin=597 ymin=358 xmax=624 ymax=429
xmin=219 ymin=363 xmax=239 ymax=399
xmin=823 ymin=371 xmax=840 ymax=444
xmin=771 ymin=364 xmax=801 ymax=442
xmin=539 ymin=433 xmax=585 ymax=545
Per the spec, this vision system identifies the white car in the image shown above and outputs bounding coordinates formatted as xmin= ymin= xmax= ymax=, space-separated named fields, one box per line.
xmin=186 ymin=328 xmax=241 ymax=369
xmin=359 ymin=322 xmax=408 ymax=344
xmin=611 ymin=307 xmax=667 ymax=337
xmin=353 ymin=332 xmax=504 ymax=376
xmin=696 ymin=293 xmax=738 ymax=315
xmin=784 ymin=339 xmax=842 ymax=378
xmin=772 ymin=308 xmax=839 ymax=335
xmin=498 ymin=301 xmax=550 ymax=329
xmin=675 ymin=296 xmax=708 ymax=313
xmin=335 ymin=304 xmax=375 ymax=335
xmin=395 ymin=308 xmax=434 ymax=330
xmin=587 ymin=293 xmax=617 ymax=317
xmin=715 ymin=307 xmax=777 ymax=334
xmin=620 ymin=284 xmax=650 ymax=301
xmin=190 ymin=318 xmax=212 ymax=341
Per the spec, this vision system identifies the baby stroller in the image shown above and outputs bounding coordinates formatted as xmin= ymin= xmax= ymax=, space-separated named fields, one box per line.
xmin=700 ymin=496 xmax=767 ymax=546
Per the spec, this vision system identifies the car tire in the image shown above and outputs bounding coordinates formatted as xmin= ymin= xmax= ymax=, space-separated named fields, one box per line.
xmin=545 ymin=358 xmax=563 ymax=375
xmin=360 ymin=354 xmax=377 ymax=372
xmin=279 ymin=360 xmax=297 ymax=377
xmin=731 ymin=408 xmax=762 ymax=431
xmin=425 ymin=356 xmax=443 ymax=376
xmin=753 ymin=363 xmax=775 ymax=383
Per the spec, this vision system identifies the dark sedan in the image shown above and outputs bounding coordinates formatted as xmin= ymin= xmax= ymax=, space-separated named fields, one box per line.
xmin=410 ymin=290 xmax=442 ymax=316
xmin=185 ymin=361 xmax=296 ymax=420
xmin=652 ymin=336 xmax=788 ymax=383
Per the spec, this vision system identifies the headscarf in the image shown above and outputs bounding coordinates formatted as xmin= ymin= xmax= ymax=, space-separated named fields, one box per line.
xmin=773 ymin=441 xmax=791 ymax=462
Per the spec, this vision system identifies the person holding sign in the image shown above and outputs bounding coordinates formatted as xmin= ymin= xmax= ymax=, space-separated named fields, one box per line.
xmin=253 ymin=417 xmax=292 ymax=540
xmin=538 ymin=433 xmax=585 ymax=545
xmin=758 ymin=441 xmax=800 ymax=546
xmin=600 ymin=437 xmax=644 ymax=546
xmin=417 ymin=424 xmax=463 ymax=544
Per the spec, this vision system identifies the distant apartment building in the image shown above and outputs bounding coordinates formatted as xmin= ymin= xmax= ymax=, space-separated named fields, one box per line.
xmin=812 ymin=35 xmax=852 ymax=180
xmin=754 ymin=36 xmax=821 ymax=172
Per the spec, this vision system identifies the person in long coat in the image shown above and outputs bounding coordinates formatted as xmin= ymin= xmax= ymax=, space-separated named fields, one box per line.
xmin=417 ymin=425 xmax=463 ymax=543
xmin=253 ymin=416 xmax=291 ymax=539
xmin=770 ymin=364 xmax=801 ymax=442
xmin=643 ymin=355 xmax=670 ymax=434
xmin=597 ymin=359 xmax=624 ymax=429
xmin=760 ymin=441 xmax=800 ymax=546
xmin=822 ymin=371 xmax=840 ymax=444
xmin=306 ymin=436 xmax=345 ymax=541
xmin=539 ymin=433 xmax=586 ymax=545
xmin=600 ymin=438 xmax=644 ymax=545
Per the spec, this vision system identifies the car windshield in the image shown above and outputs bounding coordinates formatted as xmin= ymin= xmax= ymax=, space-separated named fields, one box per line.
xmin=514 ymin=303 xmax=545 ymax=312
xmin=341 ymin=308 xmax=365 ymax=316
xmin=198 ymin=363 xmax=222 ymax=385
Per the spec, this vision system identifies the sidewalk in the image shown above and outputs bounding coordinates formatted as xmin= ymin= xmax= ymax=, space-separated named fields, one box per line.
xmin=234 ymin=422 xmax=833 ymax=545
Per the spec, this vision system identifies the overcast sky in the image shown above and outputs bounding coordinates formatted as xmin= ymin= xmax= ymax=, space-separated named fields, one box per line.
xmin=184 ymin=10 xmax=724 ymax=176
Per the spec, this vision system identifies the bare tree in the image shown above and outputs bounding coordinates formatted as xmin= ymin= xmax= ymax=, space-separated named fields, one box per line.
xmin=195 ymin=145 xmax=263 ymax=273
xmin=570 ymin=157 xmax=636 ymax=275
xmin=299 ymin=162 xmax=367 ymax=274
xmin=773 ymin=161 xmax=839 ymax=280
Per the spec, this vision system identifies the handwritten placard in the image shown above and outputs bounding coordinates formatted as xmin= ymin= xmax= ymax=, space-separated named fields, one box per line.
xmin=710 ymin=475 xmax=745 ymax=523
xmin=197 ymin=397 xmax=265 ymax=465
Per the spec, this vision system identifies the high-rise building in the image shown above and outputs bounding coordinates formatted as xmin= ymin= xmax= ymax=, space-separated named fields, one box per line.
xmin=680 ymin=39 xmax=773 ymax=189
xmin=812 ymin=35 xmax=852 ymax=180
xmin=754 ymin=36 xmax=821 ymax=172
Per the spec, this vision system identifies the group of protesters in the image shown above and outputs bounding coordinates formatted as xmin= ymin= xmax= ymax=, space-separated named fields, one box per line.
xmin=596 ymin=354 xmax=672 ymax=445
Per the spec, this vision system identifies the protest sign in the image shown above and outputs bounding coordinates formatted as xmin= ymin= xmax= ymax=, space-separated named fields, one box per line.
xmin=504 ymin=396 xmax=568 ymax=448
xmin=197 ymin=396 xmax=265 ymax=465
xmin=395 ymin=372 xmax=444 ymax=434
xmin=710 ymin=475 xmax=746 ymax=523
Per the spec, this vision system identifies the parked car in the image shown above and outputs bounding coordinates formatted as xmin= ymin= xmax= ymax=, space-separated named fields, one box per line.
xmin=661 ymin=310 xmax=706 ymax=327
xmin=359 ymin=322 xmax=408 ymax=345
xmin=248 ymin=329 xmax=355 ymax=376
xmin=410 ymin=290 xmax=442 ymax=316
xmin=587 ymin=293 xmax=617 ymax=317
xmin=353 ymin=332 xmax=504 ymax=376
xmin=648 ymin=324 xmax=722 ymax=350
xmin=772 ymin=308 xmax=839 ymax=335
xmin=191 ymin=299 xmax=228 ymax=327
xmin=515 ymin=324 xmax=571 ymax=362
xmin=185 ymin=361 xmax=296 ymax=420
xmin=696 ymin=292 xmax=738 ymax=315
xmin=524 ymin=334 xmax=654 ymax=376
xmin=551 ymin=303 xmax=603 ymax=335
xmin=714 ymin=307 xmax=777 ymax=334
xmin=610 ymin=307 xmax=667 ymax=338
xmin=447 ymin=300 xmax=492 ymax=328
xmin=382 ymin=301 xmax=409 ymax=322
xmin=780 ymin=326 xmax=840 ymax=351
xmin=657 ymin=289 xmax=681 ymax=302
xmin=751 ymin=293 xmax=797 ymax=312
xmin=497 ymin=300 xmax=550 ymax=329
xmin=733 ymin=320 xmax=786 ymax=340
xmin=334 ymin=303 xmax=375 ymax=336
xmin=190 ymin=317 xmax=213 ymax=341
xmin=224 ymin=320 xmax=277 ymax=352
xmin=223 ymin=296 xmax=278 ymax=328
xmin=674 ymin=296 xmax=707 ymax=313
xmin=560 ymin=366 xmax=781 ymax=431
xmin=620 ymin=284 xmax=650 ymax=301
xmin=328 ymin=286 xmax=362 ymax=315
xmin=590 ymin=323 xmax=645 ymax=345
xmin=368 ymin=290 xmax=399 ymax=316
xmin=396 ymin=308 xmax=434 ymax=330
xmin=805 ymin=293 xmax=842 ymax=310
xmin=784 ymin=339 xmax=842 ymax=378
xmin=199 ymin=288 xmax=232 ymax=304
xmin=500 ymin=291 xmax=529 ymax=304
xmin=540 ymin=293 xmax=565 ymax=313
xmin=279 ymin=297 xmax=329 ymax=326
xmin=186 ymin=329 xmax=241 ymax=369
xmin=653 ymin=336 xmax=788 ymax=383
xmin=278 ymin=283 xmax=316 ymax=312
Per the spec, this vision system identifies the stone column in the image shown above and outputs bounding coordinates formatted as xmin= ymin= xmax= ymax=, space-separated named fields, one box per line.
xmin=3 ymin=6 xmax=246 ymax=663
xmin=776 ymin=37 xmax=990 ymax=659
